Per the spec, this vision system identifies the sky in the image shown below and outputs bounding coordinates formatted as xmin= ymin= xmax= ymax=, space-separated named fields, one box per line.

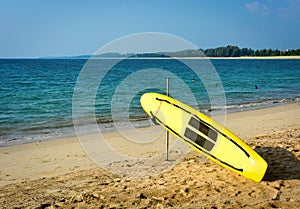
xmin=1 ymin=0 xmax=300 ymax=58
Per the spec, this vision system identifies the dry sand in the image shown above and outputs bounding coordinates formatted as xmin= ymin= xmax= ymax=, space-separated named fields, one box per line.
xmin=0 ymin=103 xmax=299 ymax=208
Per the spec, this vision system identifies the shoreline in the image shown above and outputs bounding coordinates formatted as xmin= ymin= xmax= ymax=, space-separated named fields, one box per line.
xmin=0 ymin=103 xmax=299 ymax=208
xmin=1 ymin=98 xmax=298 ymax=148
xmin=0 ymin=103 xmax=299 ymax=183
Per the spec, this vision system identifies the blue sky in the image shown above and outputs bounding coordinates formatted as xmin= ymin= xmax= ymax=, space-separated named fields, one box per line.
xmin=1 ymin=0 xmax=300 ymax=57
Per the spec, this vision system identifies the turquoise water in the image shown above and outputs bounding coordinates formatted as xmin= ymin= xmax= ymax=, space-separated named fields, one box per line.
xmin=0 ymin=58 xmax=299 ymax=145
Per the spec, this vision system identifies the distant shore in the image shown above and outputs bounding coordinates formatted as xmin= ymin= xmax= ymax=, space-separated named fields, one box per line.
xmin=68 ymin=55 xmax=300 ymax=59
xmin=174 ymin=56 xmax=300 ymax=59
xmin=209 ymin=56 xmax=300 ymax=59
xmin=73 ymin=55 xmax=300 ymax=59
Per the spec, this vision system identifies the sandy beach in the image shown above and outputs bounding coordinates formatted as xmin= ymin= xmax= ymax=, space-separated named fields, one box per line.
xmin=0 ymin=103 xmax=300 ymax=208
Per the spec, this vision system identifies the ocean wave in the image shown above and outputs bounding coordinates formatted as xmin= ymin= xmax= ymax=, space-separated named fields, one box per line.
xmin=210 ymin=98 xmax=297 ymax=112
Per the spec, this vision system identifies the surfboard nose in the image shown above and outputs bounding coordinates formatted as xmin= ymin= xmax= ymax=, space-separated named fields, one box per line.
xmin=140 ymin=92 xmax=166 ymax=121
xmin=140 ymin=93 xmax=152 ymax=115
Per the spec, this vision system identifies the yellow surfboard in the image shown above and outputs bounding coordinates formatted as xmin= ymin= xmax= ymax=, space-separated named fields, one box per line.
xmin=140 ymin=92 xmax=268 ymax=182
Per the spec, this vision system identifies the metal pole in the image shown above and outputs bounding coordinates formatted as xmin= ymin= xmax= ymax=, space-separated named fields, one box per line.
xmin=166 ymin=78 xmax=170 ymax=161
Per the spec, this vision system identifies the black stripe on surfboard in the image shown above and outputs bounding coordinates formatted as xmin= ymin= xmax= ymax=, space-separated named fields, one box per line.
xmin=149 ymin=111 xmax=244 ymax=172
xmin=184 ymin=127 xmax=214 ymax=151
xmin=188 ymin=117 xmax=218 ymax=142
xmin=155 ymin=97 xmax=250 ymax=158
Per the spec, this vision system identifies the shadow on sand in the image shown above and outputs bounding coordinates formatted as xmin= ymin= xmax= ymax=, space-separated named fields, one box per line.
xmin=255 ymin=146 xmax=300 ymax=181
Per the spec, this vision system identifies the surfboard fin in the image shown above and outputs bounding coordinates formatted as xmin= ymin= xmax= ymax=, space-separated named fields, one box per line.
xmin=151 ymin=117 xmax=159 ymax=125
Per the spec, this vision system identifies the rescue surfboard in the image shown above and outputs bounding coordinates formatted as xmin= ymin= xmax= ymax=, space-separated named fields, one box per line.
xmin=140 ymin=92 xmax=268 ymax=182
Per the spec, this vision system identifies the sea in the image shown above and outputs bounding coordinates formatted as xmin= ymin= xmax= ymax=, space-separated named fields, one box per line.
xmin=0 ymin=58 xmax=299 ymax=146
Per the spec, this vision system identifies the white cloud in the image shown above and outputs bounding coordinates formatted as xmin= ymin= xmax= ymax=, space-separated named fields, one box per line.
xmin=245 ymin=1 xmax=269 ymax=15
xmin=246 ymin=0 xmax=300 ymax=19
xmin=277 ymin=0 xmax=300 ymax=19
xmin=245 ymin=1 xmax=260 ymax=12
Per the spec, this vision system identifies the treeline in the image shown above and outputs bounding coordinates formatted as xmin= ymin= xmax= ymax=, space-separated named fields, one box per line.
xmin=132 ymin=46 xmax=300 ymax=57
xmin=202 ymin=45 xmax=300 ymax=57
xmin=58 ymin=46 xmax=300 ymax=59
xmin=162 ymin=49 xmax=204 ymax=57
